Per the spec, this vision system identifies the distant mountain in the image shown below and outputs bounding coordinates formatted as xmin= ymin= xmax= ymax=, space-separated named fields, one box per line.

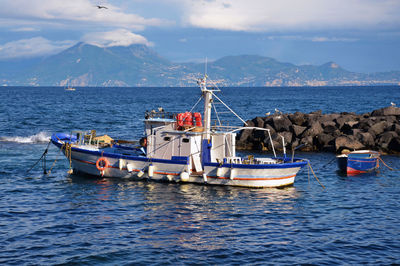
xmin=1 ymin=43 xmax=399 ymax=87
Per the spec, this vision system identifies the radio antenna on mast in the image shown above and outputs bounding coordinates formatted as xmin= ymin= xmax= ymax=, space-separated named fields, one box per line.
xmin=205 ymin=57 xmax=207 ymax=76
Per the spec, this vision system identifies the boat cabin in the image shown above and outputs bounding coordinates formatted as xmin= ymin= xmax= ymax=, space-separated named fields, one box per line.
xmin=144 ymin=111 xmax=237 ymax=172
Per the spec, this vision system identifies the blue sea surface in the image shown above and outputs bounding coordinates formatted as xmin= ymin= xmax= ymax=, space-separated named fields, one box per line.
xmin=0 ymin=86 xmax=399 ymax=264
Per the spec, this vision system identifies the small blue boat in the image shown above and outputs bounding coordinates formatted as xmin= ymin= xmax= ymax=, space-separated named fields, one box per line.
xmin=337 ymin=150 xmax=380 ymax=175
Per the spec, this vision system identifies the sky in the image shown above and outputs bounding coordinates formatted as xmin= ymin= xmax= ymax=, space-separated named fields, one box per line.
xmin=0 ymin=0 xmax=399 ymax=73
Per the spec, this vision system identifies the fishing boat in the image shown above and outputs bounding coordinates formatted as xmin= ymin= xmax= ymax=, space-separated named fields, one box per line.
xmin=337 ymin=150 xmax=380 ymax=175
xmin=51 ymin=75 xmax=308 ymax=188
xmin=65 ymin=86 xmax=76 ymax=91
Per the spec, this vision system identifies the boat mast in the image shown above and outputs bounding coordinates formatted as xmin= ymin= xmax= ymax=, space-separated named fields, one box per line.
xmin=199 ymin=75 xmax=212 ymax=140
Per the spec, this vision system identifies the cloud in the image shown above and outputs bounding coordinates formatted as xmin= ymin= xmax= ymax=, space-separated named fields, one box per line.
xmin=0 ymin=0 xmax=167 ymax=30
xmin=82 ymin=29 xmax=153 ymax=47
xmin=11 ymin=27 xmax=39 ymax=32
xmin=180 ymin=0 xmax=400 ymax=32
xmin=267 ymin=35 xmax=358 ymax=42
xmin=0 ymin=37 xmax=74 ymax=59
xmin=311 ymin=37 xmax=358 ymax=42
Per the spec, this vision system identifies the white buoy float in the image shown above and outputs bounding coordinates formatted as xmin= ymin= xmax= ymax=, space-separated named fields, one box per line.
xmin=148 ymin=164 xmax=154 ymax=178
xmin=119 ymin=159 xmax=125 ymax=170
xmin=216 ymin=167 xmax=223 ymax=177
xmin=180 ymin=171 xmax=189 ymax=182
xmin=230 ymin=168 xmax=236 ymax=180
xmin=127 ymin=163 xmax=134 ymax=172
xmin=137 ymin=170 xmax=144 ymax=178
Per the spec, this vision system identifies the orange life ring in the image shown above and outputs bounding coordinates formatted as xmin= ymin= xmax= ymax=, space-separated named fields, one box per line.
xmin=96 ymin=157 xmax=109 ymax=171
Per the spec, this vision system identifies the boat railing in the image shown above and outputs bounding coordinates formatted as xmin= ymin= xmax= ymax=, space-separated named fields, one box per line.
xmin=145 ymin=110 xmax=176 ymax=120
xmin=223 ymin=156 xmax=242 ymax=164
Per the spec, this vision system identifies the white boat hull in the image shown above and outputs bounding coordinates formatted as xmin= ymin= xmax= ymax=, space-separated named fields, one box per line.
xmin=56 ymin=142 xmax=305 ymax=188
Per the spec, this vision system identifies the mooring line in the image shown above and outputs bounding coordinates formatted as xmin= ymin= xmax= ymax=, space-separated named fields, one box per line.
xmin=307 ymin=161 xmax=325 ymax=190
xmin=378 ymin=157 xmax=396 ymax=171
xmin=27 ymin=140 xmax=51 ymax=174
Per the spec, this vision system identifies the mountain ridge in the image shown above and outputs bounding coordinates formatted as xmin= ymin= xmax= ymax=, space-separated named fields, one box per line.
xmin=0 ymin=43 xmax=399 ymax=87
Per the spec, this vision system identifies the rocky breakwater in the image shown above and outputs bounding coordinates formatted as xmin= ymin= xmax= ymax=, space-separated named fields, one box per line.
xmin=236 ymin=106 xmax=400 ymax=154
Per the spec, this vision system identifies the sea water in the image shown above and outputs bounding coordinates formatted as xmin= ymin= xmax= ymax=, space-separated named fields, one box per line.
xmin=0 ymin=86 xmax=399 ymax=264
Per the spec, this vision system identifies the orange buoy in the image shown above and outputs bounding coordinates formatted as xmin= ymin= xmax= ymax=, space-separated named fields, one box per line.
xmin=96 ymin=157 xmax=109 ymax=171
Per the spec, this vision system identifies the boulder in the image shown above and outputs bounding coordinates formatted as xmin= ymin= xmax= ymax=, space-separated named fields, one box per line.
xmin=368 ymin=121 xmax=388 ymax=136
xmin=300 ymin=136 xmax=314 ymax=151
xmin=272 ymin=114 xmax=292 ymax=132
xmin=264 ymin=124 xmax=276 ymax=136
xmin=335 ymin=136 xmax=364 ymax=152
xmin=323 ymin=124 xmax=337 ymax=134
xmin=359 ymin=118 xmax=375 ymax=131
xmin=303 ymin=121 xmax=323 ymax=137
xmin=341 ymin=122 xmax=358 ymax=135
xmin=237 ymin=128 xmax=253 ymax=143
xmin=335 ymin=115 xmax=357 ymax=129
xmin=377 ymin=131 xmax=398 ymax=150
xmin=389 ymin=137 xmax=400 ymax=152
xmin=265 ymin=139 xmax=283 ymax=152
xmin=371 ymin=106 xmax=400 ymax=117
xmin=288 ymin=112 xmax=306 ymax=126
xmin=392 ymin=124 xmax=400 ymax=135
xmin=319 ymin=113 xmax=340 ymax=124
xmin=356 ymin=132 xmax=375 ymax=147
xmin=253 ymin=128 xmax=266 ymax=140
xmin=315 ymin=133 xmax=335 ymax=150
xmin=279 ymin=131 xmax=293 ymax=144
xmin=291 ymin=125 xmax=307 ymax=137
xmin=305 ymin=114 xmax=321 ymax=127
xmin=322 ymin=121 xmax=336 ymax=128
xmin=239 ymin=107 xmax=400 ymax=154
xmin=252 ymin=117 xmax=264 ymax=128
xmin=244 ymin=120 xmax=255 ymax=128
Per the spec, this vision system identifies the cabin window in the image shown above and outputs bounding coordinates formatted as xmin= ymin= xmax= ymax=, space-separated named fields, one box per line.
xmin=164 ymin=136 xmax=171 ymax=141
xmin=182 ymin=138 xmax=190 ymax=143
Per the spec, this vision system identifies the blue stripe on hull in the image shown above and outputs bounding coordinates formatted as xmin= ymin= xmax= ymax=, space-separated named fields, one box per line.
xmin=51 ymin=134 xmax=189 ymax=165
xmin=204 ymin=160 xmax=307 ymax=169
xmin=347 ymin=158 xmax=378 ymax=172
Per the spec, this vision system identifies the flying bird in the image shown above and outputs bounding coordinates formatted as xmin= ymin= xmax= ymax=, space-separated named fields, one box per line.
xmin=96 ymin=5 xmax=108 ymax=9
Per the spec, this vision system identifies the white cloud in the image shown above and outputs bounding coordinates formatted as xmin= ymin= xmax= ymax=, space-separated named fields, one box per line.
xmin=82 ymin=29 xmax=153 ymax=47
xmin=180 ymin=0 xmax=400 ymax=32
xmin=11 ymin=27 xmax=39 ymax=32
xmin=0 ymin=0 xmax=167 ymax=30
xmin=311 ymin=37 xmax=358 ymax=42
xmin=267 ymin=35 xmax=358 ymax=42
xmin=0 ymin=37 xmax=74 ymax=59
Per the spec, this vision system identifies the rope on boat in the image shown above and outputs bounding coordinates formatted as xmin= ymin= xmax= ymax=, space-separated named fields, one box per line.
xmin=65 ymin=143 xmax=73 ymax=174
xmin=307 ymin=161 xmax=325 ymax=190
xmin=47 ymin=141 xmax=73 ymax=175
xmin=47 ymin=142 xmax=65 ymax=175
xmin=378 ymin=157 xmax=396 ymax=171
xmin=27 ymin=140 xmax=51 ymax=174
xmin=321 ymin=157 xmax=336 ymax=169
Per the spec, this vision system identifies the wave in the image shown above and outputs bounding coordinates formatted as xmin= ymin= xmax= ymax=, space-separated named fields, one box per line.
xmin=0 ymin=132 xmax=51 ymax=144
